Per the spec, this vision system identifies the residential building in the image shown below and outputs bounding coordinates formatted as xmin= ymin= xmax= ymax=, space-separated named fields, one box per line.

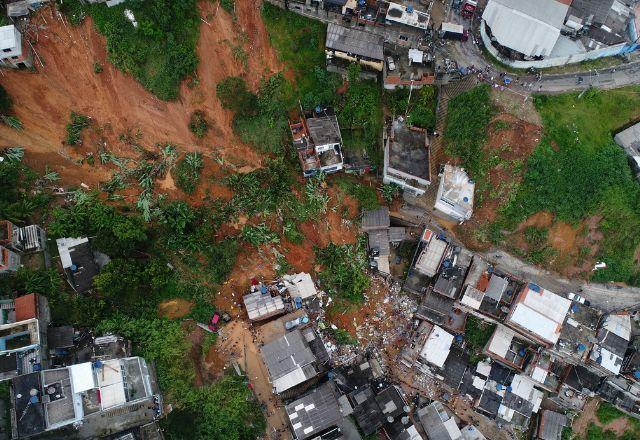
xmin=383 ymin=118 xmax=430 ymax=196
xmin=243 ymin=290 xmax=285 ymax=321
xmin=434 ymin=165 xmax=475 ymax=223
xmin=350 ymin=385 xmax=407 ymax=437
xmin=325 ymin=23 xmax=384 ymax=78
xmin=361 ymin=207 xmax=404 ymax=276
xmin=416 ymin=292 xmax=467 ymax=333
xmin=554 ymin=365 xmax=602 ymax=410
xmin=598 ymin=375 xmax=640 ymax=417
xmin=524 ymin=352 xmax=564 ymax=393
xmin=384 ymin=47 xmax=435 ymax=90
xmin=0 ymin=293 xmax=50 ymax=381
xmin=536 ymin=410 xmax=568 ymax=440
xmin=417 ymin=401 xmax=462 ymax=440
xmin=482 ymin=0 xmax=571 ymax=59
xmin=432 ymin=247 xmax=473 ymax=300
xmin=418 ymin=325 xmax=454 ymax=370
xmin=588 ymin=313 xmax=631 ymax=376
xmin=56 ymin=237 xmax=101 ymax=293
xmin=496 ymin=374 xmax=544 ymax=430
xmin=290 ymin=107 xmax=344 ymax=178
xmin=458 ymin=257 xmax=522 ymax=322
xmin=0 ymin=24 xmax=32 ymax=69
xmin=385 ymin=3 xmax=430 ymax=32
xmin=282 ymin=273 xmax=319 ymax=302
xmin=484 ymin=324 xmax=533 ymax=371
xmin=461 ymin=425 xmax=487 ymax=440
xmin=0 ymin=220 xmax=46 ymax=253
xmin=551 ymin=301 xmax=600 ymax=364
xmin=0 ymin=245 xmax=20 ymax=274
xmin=505 ymin=283 xmax=571 ymax=347
xmin=285 ymin=382 xmax=344 ymax=440
xmin=614 ymin=121 xmax=640 ymax=182
xmin=261 ymin=327 xmax=329 ymax=396
xmin=10 ymin=356 xmax=162 ymax=439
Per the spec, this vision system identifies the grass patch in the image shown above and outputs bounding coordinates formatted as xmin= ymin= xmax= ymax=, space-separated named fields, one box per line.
xmin=496 ymin=87 xmax=640 ymax=285
xmin=597 ymin=402 xmax=626 ymax=424
xmin=335 ymin=176 xmax=379 ymax=211
xmin=60 ymin=0 xmax=200 ymax=100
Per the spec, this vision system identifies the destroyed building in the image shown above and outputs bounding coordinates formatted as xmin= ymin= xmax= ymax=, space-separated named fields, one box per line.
xmin=383 ymin=118 xmax=430 ymax=196
xmin=56 ymin=237 xmax=102 ymax=293
xmin=434 ymin=165 xmax=475 ymax=223
xmin=361 ymin=207 xmax=405 ymax=276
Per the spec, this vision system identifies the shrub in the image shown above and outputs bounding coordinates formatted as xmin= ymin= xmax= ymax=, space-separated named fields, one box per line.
xmin=464 ymin=316 xmax=495 ymax=360
xmin=316 ymin=241 xmax=370 ymax=303
xmin=216 ymin=76 xmax=256 ymax=115
xmin=174 ymin=152 xmax=204 ymax=194
xmin=188 ymin=110 xmax=208 ymax=138
xmin=596 ymin=402 xmax=626 ymax=424
xmin=0 ymin=85 xmax=12 ymax=114
xmin=241 ymin=224 xmax=279 ymax=247
xmin=220 ymin=0 xmax=235 ymax=15
xmin=93 ymin=62 xmax=103 ymax=73
xmin=65 ymin=111 xmax=90 ymax=145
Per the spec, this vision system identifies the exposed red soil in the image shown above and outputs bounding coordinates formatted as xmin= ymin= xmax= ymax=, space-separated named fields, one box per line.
xmin=0 ymin=1 xmax=279 ymax=189
xmin=157 ymin=298 xmax=194 ymax=319
xmin=572 ymin=399 xmax=633 ymax=437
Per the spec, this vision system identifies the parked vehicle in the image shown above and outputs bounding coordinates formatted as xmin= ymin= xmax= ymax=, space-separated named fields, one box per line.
xmin=208 ymin=312 xmax=221 ymax=332
xmin=285 ymin=315 xmax=310 ymax=330
xmin=567 ymin=292 xmax=589 ymax=305
xmin=387 ymin=56 xmax=396 ymax=71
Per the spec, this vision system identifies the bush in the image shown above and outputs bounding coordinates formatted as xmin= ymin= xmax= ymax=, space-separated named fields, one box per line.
xmin=336 ymin=177 xmax=379 ymax=211
xmin=220 ymin=0 xmax=235 ymax=15
xmin=241 ymin=224 xmax=279 ymax=247
xmin=596 ymin=402 xmax=626 ymax=424
xmin=189 ymin=111 xmax=208 ymax=138
xmin=0 ymin=85 xmax=12 ymax=115
xmin=464 ymin=316 xmax=495 ymax=359
xmin=216 ymin=76 xmax=256 ymax=115
xmin=174 ymin=152 xmax=204 ymax=194
xmin=93 ymin=62 xmax=103 ymax=73
xmin=316 ymin=241 xmax=370 ymax=303
xmin=444 ymin=84 xmax=493 ymax=177
xmin=65 ymin=111 xmax=90 ymax=145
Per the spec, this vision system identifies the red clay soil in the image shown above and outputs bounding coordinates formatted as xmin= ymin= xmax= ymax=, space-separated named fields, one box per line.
xmin=0 ymin=1 xmax=279 ymax=188
xmin=572 ymin=399 xmax=633 ymax=437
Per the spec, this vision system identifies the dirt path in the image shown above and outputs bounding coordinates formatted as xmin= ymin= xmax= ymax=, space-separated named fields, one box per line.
xmin=0 ymin=1 xmax=278 ymax=187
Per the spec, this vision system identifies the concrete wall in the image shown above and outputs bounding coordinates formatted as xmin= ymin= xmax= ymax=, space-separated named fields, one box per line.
xmin=480 ymin=21 xmax=630 ymax=69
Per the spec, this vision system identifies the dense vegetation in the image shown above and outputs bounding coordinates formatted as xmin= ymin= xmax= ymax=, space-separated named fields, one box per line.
xmin=189 ymin=110 xmax=209 ymax=138
xmin=174 ymin=152 xmax=204 ymax=194
xmin=59 ymin=0 xmax=200 ymax=100
xmin=386 ymin=85 xmax=438 ymax=131
xmin=444 ymin=84 xmax=494 ymax=177
xmin=65 ymin=111 xmax=91 ymax=145
xmin=496 ymin=87 xmax=640 ymax=284
xmin=316 ymin=240 xmax=370 ymax=303
xmin=464 ymin=316 xmax=495 ymax=363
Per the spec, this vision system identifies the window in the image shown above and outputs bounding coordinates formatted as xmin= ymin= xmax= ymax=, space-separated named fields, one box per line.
xmin=2 ymin=48 xmax=12 ymax=53
xmin=399 ymin=35 xmax=409 ymax=41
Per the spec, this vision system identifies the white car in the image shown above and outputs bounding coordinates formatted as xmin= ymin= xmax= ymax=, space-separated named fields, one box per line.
xmin=568 ymin=292 xmax=586 ymax=304
xmin=387 ymin=56 xmax=396 ymax=71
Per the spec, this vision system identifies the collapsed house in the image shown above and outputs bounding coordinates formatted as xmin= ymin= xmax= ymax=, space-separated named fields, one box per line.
xmin=383 ymin=118 xmax=431 ymax=197
xmin=56 ymin=237 xmax=102 ymax=293
xmin=361 ymin=207 xmax=405 ymax=276
xmin=290 ymin=107 xmax=344 ymax=177
xmin=261 ymin=327 xmax=329 ymax=397
xmin=434 ymin=165 xmax=475 ymax=223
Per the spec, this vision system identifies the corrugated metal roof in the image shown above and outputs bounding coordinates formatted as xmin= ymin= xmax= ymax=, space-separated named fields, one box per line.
xmin=285 ymin=383 xmax=342 ymax=440
xmin=326 ymin=23 xmax=384 ymax=61
xmin=483 ymin=0 xmax=570 ymax=57
xmin=261 ymin=330 xmax=316 ymax=392
xmin=361 ymin=207 xmax=390 ymax=231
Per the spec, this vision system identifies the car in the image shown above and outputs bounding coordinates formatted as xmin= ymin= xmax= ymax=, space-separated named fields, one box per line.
xmin=567 ymin=292 xmax=586 ymax=304
xmin=208 ymin=312 xmax=221 ymax=332
xmin=387 ymin=56 xmax=396 ymax=71
xmin=285 ymin=315 xmax=309 ymax=330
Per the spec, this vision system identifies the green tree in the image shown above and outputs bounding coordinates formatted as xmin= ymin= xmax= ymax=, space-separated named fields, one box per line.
xmin=216 ymin=76 xmax=256 ymax=115
xmin=0 ymin=85 xmax=12 ymax=114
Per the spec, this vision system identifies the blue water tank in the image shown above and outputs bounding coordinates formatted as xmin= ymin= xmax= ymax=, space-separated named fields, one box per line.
xmin=30 ymin=395 xmax=39 ymax=404
xmin=455 ymin=335 xmax=463 ymax=342
xmin=463 ymin=197 xmax=469 ymax=203
xmin=33 ymin=363 xmax=42 ymax=372
xmin=571 ymin=304 xmax=579 ymax=313
xmin=70 ymin=264 xmax=77 ymax=272
xmin=518 ymin=349 xmax=526 ymax=357
xmin=634 ymin=371 xmax=640 ymax=379
xmin=496 ymin=384 xmax=503 ymax=390
xmin=315 ymin=105 xmax=322 ymax=114
xmin=506 ymin=386 xmax=513 ymax=392
xmin=93 ymin=360 xmax=103 ymax=369
xmin=358 ymin=0 xmax=366 ymax=6
xmin=260 ymin=285 xmax=268 ymax=294
xmin=407 ymin=5 xmax=414 ymax=13
xmin=302 ymin=316 xmax=309 ymax=324
xmin=577 ymin=344 xmax=586 ymax=352
xmin=528 ymin=283 xmax=540 ymax=292
xmin=443 ymin=260 xmax=451 ymax=268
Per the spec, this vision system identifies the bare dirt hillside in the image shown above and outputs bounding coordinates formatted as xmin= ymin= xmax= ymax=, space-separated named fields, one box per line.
xmin=0 ymin=1 xmax=280 ymax=187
